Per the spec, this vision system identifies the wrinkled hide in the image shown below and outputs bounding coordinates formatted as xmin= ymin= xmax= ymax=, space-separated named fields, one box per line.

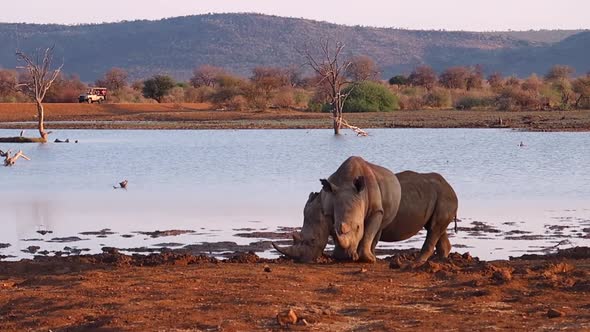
xmin=275 ymin=170 xmax=458 ymax=263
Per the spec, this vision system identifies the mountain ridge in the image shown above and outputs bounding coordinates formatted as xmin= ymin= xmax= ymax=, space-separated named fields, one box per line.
xmin=0 ymin=13 xmax=587 ymax=81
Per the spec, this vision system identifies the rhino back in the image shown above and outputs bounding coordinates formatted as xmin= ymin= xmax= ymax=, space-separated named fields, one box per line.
xmin=380 ymin=171 xmax=457 ymax=242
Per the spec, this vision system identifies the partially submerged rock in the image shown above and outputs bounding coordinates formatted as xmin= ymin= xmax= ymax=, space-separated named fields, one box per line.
xmin=136 ymin=230 xmax=194 ymax=238
xmin=79 ymin=229 xmax=116 ymax=236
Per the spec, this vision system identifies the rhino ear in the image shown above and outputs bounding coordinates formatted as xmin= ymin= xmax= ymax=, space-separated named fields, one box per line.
xmin=307 ymin=192 xmax=320 ymax=203
xmin=354 ymin=176 xmax=365 ymax=193
xmin=320 ymin=179 xmax=336 ymax=193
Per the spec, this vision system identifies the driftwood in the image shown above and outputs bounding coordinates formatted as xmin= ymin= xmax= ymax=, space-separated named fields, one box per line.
xmin=0 ymin=136 xmax=47 ymax=143
xmin=1 ymin=149 xmax=31 ymax=166
xmin=338 ymin=117 xmax=368 ymax=136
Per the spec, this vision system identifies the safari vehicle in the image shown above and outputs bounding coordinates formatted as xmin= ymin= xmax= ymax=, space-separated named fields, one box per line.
xmin=79 ymin=87 xmax=107 ymax=103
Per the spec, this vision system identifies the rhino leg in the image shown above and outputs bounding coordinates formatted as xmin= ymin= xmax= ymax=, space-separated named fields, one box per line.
xmin=357 ymin=212 xmax=383 ymax=263
xmin=435 ymin=232 xmax=451 ymax=259
xmin=416 ymin=230 xmax=439 ymax=262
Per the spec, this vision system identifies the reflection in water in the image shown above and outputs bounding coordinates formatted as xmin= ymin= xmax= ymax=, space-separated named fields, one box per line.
xmin=0 ymin=128 xmax=589 ymax=260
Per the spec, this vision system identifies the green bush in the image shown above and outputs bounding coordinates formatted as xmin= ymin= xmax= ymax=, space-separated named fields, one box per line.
xmin=342 ymin=81 xmax=399 ymax=112
xmin=388 ymin=75 xmax=409 ymax=85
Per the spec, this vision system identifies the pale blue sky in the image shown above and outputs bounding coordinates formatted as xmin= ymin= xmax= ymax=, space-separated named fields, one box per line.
xmin=1 ymin=0 xmax=588 ymax=31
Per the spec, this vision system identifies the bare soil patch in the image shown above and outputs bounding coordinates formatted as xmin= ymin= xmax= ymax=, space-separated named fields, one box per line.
xmin=1 ymin=247 xmax=589 ymax=331
xmin=1 ymin=103 xmax=589 ymax=131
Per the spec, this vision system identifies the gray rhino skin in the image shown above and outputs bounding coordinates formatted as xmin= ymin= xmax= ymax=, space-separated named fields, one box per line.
xmin=278 ymin=156 xmax=403 ymax=263
xmin=273 ymin=170 xmax=458 ymax=263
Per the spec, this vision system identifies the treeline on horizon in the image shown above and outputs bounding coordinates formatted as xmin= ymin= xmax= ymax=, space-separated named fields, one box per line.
xmin=1 ymin=57 xmax=589 ymax=112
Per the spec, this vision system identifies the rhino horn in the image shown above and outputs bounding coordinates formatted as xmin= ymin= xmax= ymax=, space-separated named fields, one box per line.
xmin=272 ymin=242 xmax=301 ymax=258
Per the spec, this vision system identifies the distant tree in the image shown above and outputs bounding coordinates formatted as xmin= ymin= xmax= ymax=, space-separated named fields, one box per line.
xmin=190 ymin=65 xmax=225 ymax=88
xmin=487 ymin=72 xmax=504 ymax=90
xmin=423 ymin=89 xmax=452 ymax=108
xmin=551 ymin=78 xmax=574 ymax=110
xmin=247 ymin=67 xmax=291 ymax=109
xmin=521 ymin=74 xmax=543 ymax=92
xmin=45 ymin=74 xmax=87 ymax=103
xmin=342 ymin=81 xmax=399 ymax=112
xmin=348 ymin=56 xmax=380 ymax=82
xmin=301 ymin=40 xmax=357 ymax=135
xmin=210 ymin=74 xmax=246 ymax=108
xmin=0 ymin=69 xmax=18 ymax=101
xmin=496 ymin=87 xmax=543 ymax=111
xmin=545 ymin=65 xmax=574 ymax=81
xmin=250 ymin=66 xmax=289 ymax=106
xmin=504 ymin=76 xmax=521 ymax=87
xmin=131 ymin=80 xmax=144 ymax=91
xmin=15 ymin=47 xmax=63 ymax=142
xmin=142 ymin=75 xmax=175 ymax=103
xmin=284 ymin=65 xmax=305 ymax=87
xmin=466 ymin=65 xmax=484 ymax=90
xmin=439 ymin=66 xmax=470 ymax=89
xmin=572 ymin=75 xmax=590 ymax=108
xmin=95 ymin=67 xmax=128 ymax=91
xmin=409 ymin=65 xmax=437 ymax=90
xmin=388 ymin=75 xmax=409 ymax=86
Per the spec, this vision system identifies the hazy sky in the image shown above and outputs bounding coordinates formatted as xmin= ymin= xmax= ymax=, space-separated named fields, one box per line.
xmin=1 ymin=0 xmax=588 ymax=31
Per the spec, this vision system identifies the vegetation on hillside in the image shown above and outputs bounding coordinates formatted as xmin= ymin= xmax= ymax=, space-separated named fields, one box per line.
xmin=1 ymin=60 xmax=588 ymax=112
xmin=0 ymin=14 xmax=588 ymax=81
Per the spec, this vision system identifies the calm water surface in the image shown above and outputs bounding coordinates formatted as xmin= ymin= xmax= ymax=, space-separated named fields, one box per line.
xmin=0 ymin=128 xmax=588 ymax=260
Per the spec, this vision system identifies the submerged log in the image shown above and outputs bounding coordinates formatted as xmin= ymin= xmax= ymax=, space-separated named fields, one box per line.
xmin=0 ymin=136 xmax=47 ymax=143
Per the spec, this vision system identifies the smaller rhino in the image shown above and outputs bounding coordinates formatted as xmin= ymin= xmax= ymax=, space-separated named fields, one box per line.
xmin=273 ymin=171 xmax=458 ymax=263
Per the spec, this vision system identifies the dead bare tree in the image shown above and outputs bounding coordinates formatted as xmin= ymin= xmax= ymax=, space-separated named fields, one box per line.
xmin=15 ymin=46 xmax=63 ymax=143
xmin=301 ymin=40 xmax=366 ymax=136
xmin=1 ymin=149 xmax=31 ymax=166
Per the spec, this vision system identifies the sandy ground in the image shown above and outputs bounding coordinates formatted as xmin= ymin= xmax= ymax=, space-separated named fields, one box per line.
xmin=0 ymin=248 xmax=589 ymax=331
xmin=0 ymin=103 xmax=589 ymax=131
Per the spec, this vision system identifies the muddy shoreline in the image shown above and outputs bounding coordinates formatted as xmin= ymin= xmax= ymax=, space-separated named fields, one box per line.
xmin=0 ymin=247 xmax=589 ymax=331
xmin=0 ymin=103 xmax=589 ymax=131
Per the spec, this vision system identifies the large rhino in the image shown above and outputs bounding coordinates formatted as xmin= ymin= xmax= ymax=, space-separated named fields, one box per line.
xmin=273 ymin=170 xmax=458 ymax=263
xmin=278 ymin=156 xmax=403 ymax=263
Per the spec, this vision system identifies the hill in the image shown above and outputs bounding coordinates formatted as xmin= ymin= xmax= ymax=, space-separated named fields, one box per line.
xmin=0 ymin=13 xmax=588 ymax=81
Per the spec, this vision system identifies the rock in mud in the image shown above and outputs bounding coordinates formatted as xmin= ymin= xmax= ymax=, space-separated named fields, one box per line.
xmin=263 ymin=265 xmax=272 ymax=273
xmin=276 ymin=309 xmax=298 ymax=326
xmin=490 ymin=266 xmax=513 ymax=284
xmin=22 ymin=246 xmax=40 ymax=254
xmin=225 ymin=251 xmax=260 ymax=263
xmin=79 ymin=229 xmax=116 ymax=236
xmin=547 ymin=308 xmax=565 ymax=318
xmin=136 ymin=230 xmax=194 ymax=238
xmin=47 ymin=237 xmax=88 ymax=243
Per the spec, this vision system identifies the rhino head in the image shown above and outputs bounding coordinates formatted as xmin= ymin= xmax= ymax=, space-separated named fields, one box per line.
xmin=319 ymin=176 xmax=367 ymax=261
xmin=272 ymin=192 xmax=331 ymax=262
